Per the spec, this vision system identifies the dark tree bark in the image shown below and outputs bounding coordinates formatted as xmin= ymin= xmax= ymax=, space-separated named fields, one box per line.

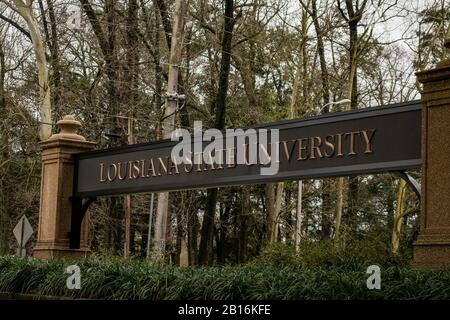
xmin=188 ymin=207 xmax=199 ymax=265
xmin=308 ymin=0 xmax=333 ymax=239
xmin=37 ymin=0 xmax=61 ymax=118
xmin=347 ymin=11 xmax=360 ymax=233
xmin=338 ymin=0 xmax=369 ymax=236
xmin=47 ymin=0 xmax=61 ymax=117
xmin=80 ymin=0 xmax=120 ymax=127
xmin=320 ymin=179 xmax=333 ymax=239
xmin=198 ymin=188 xmax=218 ymax=265
xmin=238 ymin=189 xmax=249 ymax=264
xmin=152 ymin=3 xmax=163 ymax=114
xmin=123 ymin=0 xmax=139 ymax=108
xmin=80 ymin=0 xmax=124 ymax=252
xmin=217 ymin=198 xmax=231 ymax=264
xmin=198 ymin=0 xmax=236 ymax=266
xmin=311 ymin=0 xmax=330 ymax=109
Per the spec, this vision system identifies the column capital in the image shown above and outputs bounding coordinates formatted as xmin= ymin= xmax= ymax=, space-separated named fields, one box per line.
xmin=416 ymin=65 xmax=450 ymax=84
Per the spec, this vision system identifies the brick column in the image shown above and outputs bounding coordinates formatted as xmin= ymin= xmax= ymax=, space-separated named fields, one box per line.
xmin=33 ymin=116 xmax=96 ymax=259
xmin=413 ymin=40 xmax=450 ymax=269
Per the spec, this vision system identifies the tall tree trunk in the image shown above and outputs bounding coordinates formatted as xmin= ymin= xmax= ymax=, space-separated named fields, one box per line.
xmin=12 ymin=0 xmax=52 ymax=140
xmin=311 ymin=0 xmax=330 ymax=108
xmin=289 ymin=7 xmax=308 ymax=246
xmin=198 ymin=0 xmax=236 ymax=266
xmin=122 ymin=0 xmax=139 ymax=258
xmin=310 ymin=0 xmax=333 ymax=239
xmin=320 ymin=180 xmax=332 ymax=239
xmin=345 ymin=20 xmax=360 ymax=235
xmin=335 ymin=0 xmax=368 ymax=238
xmin=265 ymin=182 xmax=284 ymax=243
xmin=188 ymin=207 xmax=199 ymax=265
xmin=217 ymin=198 xmax=231 ymax=264
xmin=37 ymin=0 xmax=60 ymax=118
xmin=238 ymin=189 xmax=249 ymax=263
xmin=335 ymin=177 xmax=344 ymax=239
xmin=46 ymin=0 xmax=60 ymax=116
xmin=392 ymin=179 xmax=406 ymax=254
xmin=81 ymin=0 xmax=126 ymax=252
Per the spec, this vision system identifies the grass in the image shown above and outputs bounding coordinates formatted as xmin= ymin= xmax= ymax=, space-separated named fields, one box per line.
xmin=0 ymin=255 xmax=450 ymax=300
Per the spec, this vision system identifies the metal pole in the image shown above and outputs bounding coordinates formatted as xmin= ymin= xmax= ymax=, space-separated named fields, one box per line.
xmin=295 ymin=180 xmax=303 ymax=251
xmin=20 ymin=216 xmax=25 ymax=257
xmin=124 ymin=116 xmax=134 ymax=257
xmin=146 ymin=192 xmax=155 ymax=259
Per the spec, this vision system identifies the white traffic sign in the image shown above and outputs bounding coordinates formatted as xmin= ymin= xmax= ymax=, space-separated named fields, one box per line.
xmin=13 ymin=215 xmax=33 ymax=257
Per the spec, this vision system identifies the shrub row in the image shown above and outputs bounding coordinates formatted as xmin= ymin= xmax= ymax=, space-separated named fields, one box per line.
xmin=0 ymin=255 xmax=449 ymax=300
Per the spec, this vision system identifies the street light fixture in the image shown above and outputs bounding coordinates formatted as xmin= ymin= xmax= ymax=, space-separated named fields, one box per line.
xmin=318 ymin=99 xmax=351 ymax=114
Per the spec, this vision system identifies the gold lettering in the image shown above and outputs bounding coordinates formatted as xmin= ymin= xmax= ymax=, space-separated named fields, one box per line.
xmin=146 ymin=159 xmax=157 ymax=177
xmin=168 ymin=157 xmax=180 ymax=175
xmin=118 ymin=162 xmax=127 ymax=180
xmin=336 ymin=133 xmax=344 ymax=156
xmin=132 ymin=160 xmax=140 ymax=179
xmin=107 ymin=163 xmax=118 ymax=182
xmin=128 ymin=161 xmax=133 ymax=179
xmin=99 ymin=163 xmax=107 ymax=182
xmin=140 ymin=160 xmax=146 ymax=178
xmin=309 ymin=136 xmax=323 ymax=159
xmin=158 ymin=157 xmax=168 ymax=175
xmin=282 ymin=140 xmax=296 ymax=161
xmin=297 ymin=138 xmax=308 ymax=160
xmin=361 ymin=129 xmax=376 ymax=154
xmin=345 ymin=131 xmax=360 ymax=155
xmin=324 ymin=135 xmax=335 ymax=157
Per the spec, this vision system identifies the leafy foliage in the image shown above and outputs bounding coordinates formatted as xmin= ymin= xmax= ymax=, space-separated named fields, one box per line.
xmin=0 ymin=255 xmax=449 ymax=300
xmin=251 ymin=238 xmax=411 ymax=270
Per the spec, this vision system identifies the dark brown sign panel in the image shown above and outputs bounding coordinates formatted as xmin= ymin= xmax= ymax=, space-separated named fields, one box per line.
xmin=74 ymin=101 xmax=421 ymax=197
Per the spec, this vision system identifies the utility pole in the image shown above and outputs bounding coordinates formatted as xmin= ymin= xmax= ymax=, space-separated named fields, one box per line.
xmin=153 ymin=0 xmax=186 ymax=261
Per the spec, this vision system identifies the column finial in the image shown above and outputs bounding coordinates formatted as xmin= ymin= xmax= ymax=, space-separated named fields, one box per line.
xmin=49 ymin=115 xmax=86 ymax=141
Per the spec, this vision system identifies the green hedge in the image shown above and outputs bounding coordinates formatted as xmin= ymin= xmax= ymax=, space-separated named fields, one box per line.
xmin=0 ymin=256 xmax=450 ymax=299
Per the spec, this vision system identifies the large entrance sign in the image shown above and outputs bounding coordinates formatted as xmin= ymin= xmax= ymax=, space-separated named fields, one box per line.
xmin=32 ymin=59 xmax=450 ymax=269
xmin=74 ymin=101 xmax=421 ymax=197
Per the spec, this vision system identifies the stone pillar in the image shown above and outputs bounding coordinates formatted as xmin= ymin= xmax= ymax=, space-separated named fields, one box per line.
xmin=33 ymin=116 xmax=96 ymax=259
xmin=413 ymin=40 xmax=450 ymax=269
